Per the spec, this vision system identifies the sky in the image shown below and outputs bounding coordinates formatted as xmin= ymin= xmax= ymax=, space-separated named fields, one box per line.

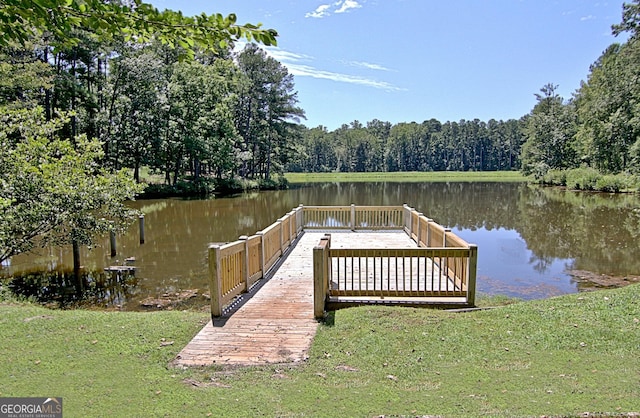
xmin=148 ymin=0 xmax=628 ymax=130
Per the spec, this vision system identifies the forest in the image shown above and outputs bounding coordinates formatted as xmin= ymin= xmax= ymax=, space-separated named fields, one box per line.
xmin=2 ymin=0 xmax=640 ymax=264
xmin=4 ymin=2 xmax=640 ymax=184
xmin=288 ymin=118 xmax=523 ymax=173
xmin=1 ymin=39 xmax=303 ymax=187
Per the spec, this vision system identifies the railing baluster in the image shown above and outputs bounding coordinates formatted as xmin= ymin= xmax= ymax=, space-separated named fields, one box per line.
xmin=394 ymin=250 xmax=398 ymax=296
xmin=364 ymin=251 xmax=368 ymax=295
xmin=430 ymin=253 xmax=435 ymax=293
xmin=356 ymin=255 xmax=360 ymax=294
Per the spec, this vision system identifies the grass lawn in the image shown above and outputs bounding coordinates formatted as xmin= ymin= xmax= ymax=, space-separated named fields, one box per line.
xmin=285 ymin=171 xmax=528 ymax=184
xmin=1 ymin=286 xmax=638 ymax=417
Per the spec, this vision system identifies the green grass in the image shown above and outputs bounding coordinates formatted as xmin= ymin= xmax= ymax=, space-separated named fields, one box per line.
xmin=1 ymin=285 xmax=639 ymax=417
xmin=285 ymin=171 xmax=528 ymax=184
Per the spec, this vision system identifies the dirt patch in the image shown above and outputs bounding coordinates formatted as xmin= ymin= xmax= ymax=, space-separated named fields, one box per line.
xmin=567 ymin=270 xmax=640 ymax=290
xmin=182 ymin=378 xmax=231 ymax=388
xmin=23 ymin=315 xmax=54 ymax=322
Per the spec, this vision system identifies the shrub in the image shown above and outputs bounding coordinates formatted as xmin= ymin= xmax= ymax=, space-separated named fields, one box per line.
xmin=595 ymin=174 xmax=626 ymax=193
xmin=565 ymin=167 xmax=601 ymax=191
xmin=214 ymin=177 xmax=246 ymax=194
xmin=542 ymin=169 xmax=567 ymax=186
xmin=535 ymin=167 xmax=640 ymax=193
xmin=140 ymin=178 xmax=217 ymax=198
xmin=529 ymin=162 xmax=550 ymax=180
xmin=257 ymin=175 xmax=289 ymax=190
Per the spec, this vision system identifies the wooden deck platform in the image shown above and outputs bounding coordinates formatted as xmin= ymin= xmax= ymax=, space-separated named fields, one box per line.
xmin=172 ymin=231 xmax=427 ymax=367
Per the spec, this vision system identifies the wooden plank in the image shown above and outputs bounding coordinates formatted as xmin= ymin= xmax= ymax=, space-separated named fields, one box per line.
xmin=173 ymin=233 xmax=324 ymax=367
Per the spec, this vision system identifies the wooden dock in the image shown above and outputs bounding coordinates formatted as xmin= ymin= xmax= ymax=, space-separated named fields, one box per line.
xmin=172 ymin=231 xmax=423 ymax=367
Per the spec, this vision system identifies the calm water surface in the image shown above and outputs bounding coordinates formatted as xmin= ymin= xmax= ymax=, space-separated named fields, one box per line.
xmin=5 ymin=182 xmax=640 ymax=309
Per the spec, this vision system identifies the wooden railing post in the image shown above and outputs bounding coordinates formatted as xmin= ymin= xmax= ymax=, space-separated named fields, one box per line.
xmin=239 ymin=236 xmax=250 ymax=291
xmin=292 ymin=210 xmax=297 ymax=239
xmin=324 ymin=234 xmax=331 ymax=295
xmin=402 ymin=204 xmax=410 ymax=233
xmin=406 ymin=205 xmax=413 ymax=237
xmin=277 ymin=218 xmax=284 ymax=254
xmin=313 ymin=235 xmax=331 ymax=319
xmin=411 ymin=207 xmax=419 ymax=240
xmin=298 ymin=204 xmax=304 ymax=232
xmin=416 ymin=212 xmax=423 ymax=246
xmin=313 ymin=246 xmax=324 ymax=318
xmin=350 ymin=204 xmax=356 ymax=230
xmin=467 ymin=244 xmax=478 ymax=306
xmin=256 ymin=231 xmax=266 ymax=278
xmin=208 ymin=244 xmax=223 ymax=318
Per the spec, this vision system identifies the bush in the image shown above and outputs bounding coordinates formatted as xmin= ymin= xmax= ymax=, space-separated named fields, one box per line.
xmin=214 ymin=177 xmax=247 ymax=194
xmin=595 ymin=174 xmax=626 ymax=193
xmin=536 ymin=168 xmax=639 ymax=193
xmin=140 ymin=178 xmax=216 ymax=198
xmin=565 ymin=167 xmax=601 ymax=191
xmin=257 ymin=175 xmax=289 ymax=190
xmin=140 ymin=174 xmax=289 ymax=198
xmin=541 ymin=169 xmax=567 ymax=186
xmin=529 ymin=162 xmax=550 ymax=180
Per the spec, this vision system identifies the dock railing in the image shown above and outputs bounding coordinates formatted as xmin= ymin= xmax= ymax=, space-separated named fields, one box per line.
xmin=208 ymin=205 xmax=304 ymax=317
xmin=208 ymin=204 xmax=477 ymax=319
xmin=313 ymin=205 xmax=477 ymax=317
xmin=303 ymin=204 xmax=405 ymax=230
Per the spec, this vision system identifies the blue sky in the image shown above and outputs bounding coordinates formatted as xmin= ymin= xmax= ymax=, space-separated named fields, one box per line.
xmin=148 ymin=0 xmax=628 ymax=130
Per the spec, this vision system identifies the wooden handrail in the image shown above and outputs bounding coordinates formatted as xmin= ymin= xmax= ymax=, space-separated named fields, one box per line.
xmin=303 ymin=205 xmax=405 ymax=230
xmin=208 ymin=240 xmax=246 ymax=317
xmin=327 ymin=247 xmax=472 ymax=297
xmin=208 ymin=208 xmax=304 ymax=318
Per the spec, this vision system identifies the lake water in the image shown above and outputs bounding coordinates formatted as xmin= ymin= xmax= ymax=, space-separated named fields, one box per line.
xmin=4 ymin=182 xmax=640 ymax=309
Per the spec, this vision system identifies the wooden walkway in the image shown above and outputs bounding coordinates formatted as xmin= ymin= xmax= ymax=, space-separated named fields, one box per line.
xmin=172 ymin=231 xmax=420 ymax=367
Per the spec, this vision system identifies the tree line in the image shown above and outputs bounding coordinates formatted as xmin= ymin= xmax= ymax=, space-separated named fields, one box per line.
xmin=288 ymin=118 xmax=524 ymax=173
xmin=5 ymin=1 xmax=640 ymax=186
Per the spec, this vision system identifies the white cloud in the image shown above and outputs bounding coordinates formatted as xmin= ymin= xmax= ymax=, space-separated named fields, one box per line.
xmin=347 ymin=61 xmax=392 ymax=71
xmin=254 ymin=44 xmax=403 ymax=92
xmin=580 ymin=15 xmax=595 ymax=21
xmin=286 ymin=63 xmax=403 ymax=91
xmin=266 ymin=49 xmax=313 ymax=63
xmin=305 ymin=0 xmax=363 ymax=18
xmin=335 ymin=0 xmax=362 ymax=14
xmin=305 ymin=4 xmax=331 ymax=18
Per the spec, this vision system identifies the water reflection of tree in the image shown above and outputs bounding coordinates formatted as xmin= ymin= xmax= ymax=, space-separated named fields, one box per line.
xmin=291 ymin=182 xmax=640 ymax=276
xmin=517 ymin=187 xmax=640 ymax=275
xmin=529 ymin=254 xmax=555 ymax=274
